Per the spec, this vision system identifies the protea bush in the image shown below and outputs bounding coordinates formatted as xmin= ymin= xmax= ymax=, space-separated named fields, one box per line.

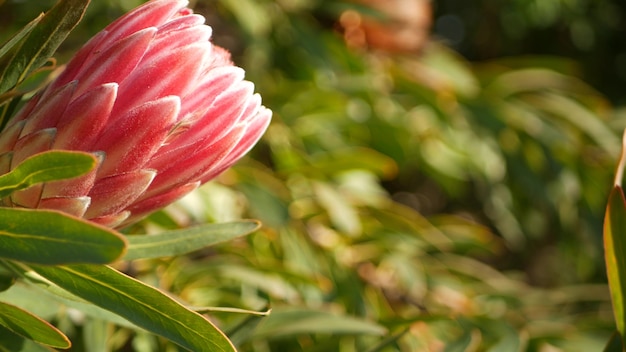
xmin=0 ymin=0 xmax=271 ymax=228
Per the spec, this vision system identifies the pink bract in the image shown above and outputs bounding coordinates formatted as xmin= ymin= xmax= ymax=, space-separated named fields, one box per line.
xmin=0 ymin=0 xmax=272 ymax=228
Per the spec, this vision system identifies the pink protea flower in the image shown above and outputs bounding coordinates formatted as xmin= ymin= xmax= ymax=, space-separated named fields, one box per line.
xmin=0 ymin=0 xmax=271 ymax=228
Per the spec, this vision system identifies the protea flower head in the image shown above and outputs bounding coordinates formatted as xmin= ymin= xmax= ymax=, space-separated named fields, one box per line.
xmin=0 ymin=0 xmax=271 ymax=228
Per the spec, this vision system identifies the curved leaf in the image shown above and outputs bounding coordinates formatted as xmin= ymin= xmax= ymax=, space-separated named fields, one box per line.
xmin=605 ymin=186 xmax=626 ymax=339
xmin=0 ymin=301 xmax=70 ymax=348
xmin=604 ymin=331 xmax=624 ymax=352
xmin=0 ymin=150 xmax=97 ymax=198
xmin=124 ymin=220 xmax=260 ymax=260
xmin=251 ymin=307 xmax=387 ymax=339
xmin=31 ymin=264 xmax=236 ymax=352
xmin=0 ymin=208 xmax=126 ymax=264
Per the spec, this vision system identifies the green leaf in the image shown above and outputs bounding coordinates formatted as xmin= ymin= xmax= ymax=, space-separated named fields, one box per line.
xmin=0 ymin=301 xmax=69 ymax=348
xmin=194 ymin=306 xmax=271 ymax=316
xmin=364 ymin=329 xmax=410 ymax=352
xmin=237 ymin=182 xmax=290 ymax=228
xmin=224 ymin=313 xmax=267 ymax=347
xmin=308 ymin=148 xmax=398 ymax=178
xmin=0 ymin=208 xmax=126 ymax=264
xmin=219 ymin=0 xmax=271 ymax=36
xmin=0 ymin=150 xmax=97 ymax=198
xmin=0 ymin=324 xmax=27 ymax=352
xmin=251 ymin=307 xmax=387 ymax=339
xmin=0 ymin=273 xmax=15 ymax=293
xmin=31 ymin=264 xmax=236 ymax=352
xmin=0 ymin=16 xmax=41 ymax=88
xmin=0 ymin=280 xmax=134 ymax=329
xmin=605 ymin=186 xmax=626 ymax=340
xmin=207 ymin=307 xmax=272 ymax=345
xmin=314 ymin=181 xmax=362 ymax=237
xmin=83 ymin=318 xmax=109 ymax=352
xmin=0 ymin=0 xmax=90 ymax=94
xmin=445 ymin=329 xmax=474 ymax=352
xmin=604 ymin=331 xmax=624 ymax=352
xmin=124 ymin=220 xmax=260 ymax=260
xmin=0 ymin=324 xmax=52 ymax=352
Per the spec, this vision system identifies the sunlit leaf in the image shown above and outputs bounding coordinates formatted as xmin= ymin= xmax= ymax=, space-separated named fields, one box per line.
xmin=419 ymin=43 xmax=479 ymax=97
xmin=604 ymin=186 xmax=626 ymax=339
xmin=0 ymin=332 xmax=53 ymax=352
xmin=523 ymin=92 xmax=620 ymax=155
xmin=0 ymin=150 xmax=97 ymax=198
xmin=307 ymin=148 xmax=398 ymax=178
xmin=31 ymin=264 xmax=236 ymax=352
xmin=314 ymin=181 xmax=362 ymax=237
xmin=251 ymin=307 xmax=386 ymax=339
xmin=219 ymin=265 xmax=300 ymax=301
xmin=82 ymin=318 xmax=109 ymax=352
xmin=0 ymin=281 xmax=134 ymax=329
xmin=194 ymin=306 xmax=271 ymax=316
xmin=0 ymin=208 xmax=126 ymax=264
xmin=124 ymin=220 xmax=260 ymax=260
xmin=0 ymin=301 xmax=69 ymax=348
xmin=219 ymin=0 xmax=270 ymax=35
xmin=237 ymin=182 xmax=290 ymax=228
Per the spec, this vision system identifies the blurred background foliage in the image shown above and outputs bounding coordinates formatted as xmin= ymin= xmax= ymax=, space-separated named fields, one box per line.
xmin=2 ymin=0 xmax=626 ymax=350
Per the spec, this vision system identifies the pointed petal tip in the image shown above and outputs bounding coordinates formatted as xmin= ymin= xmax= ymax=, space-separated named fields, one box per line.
xmin=85 ymin=169 xmax=157 ymax=219
xmin=122 ymin=181 xmax=201 ymax=227
xmin=39 ymin=196 xmax=91 ymax=217
xmin=90 ymin=211 xmax=131 ymax=228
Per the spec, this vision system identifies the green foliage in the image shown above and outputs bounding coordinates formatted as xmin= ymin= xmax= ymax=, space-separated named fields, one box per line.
xmin=0 ymin=136 xmax=250 ymax=350
xmin=0 ymin=0 xmax=267 ymax=349
xmin=0 ymin=301 xmax=70 ymax=348
xmin=1 ymin=0 xmax=625 ymax=350
xmin=0 ymin=208 xmax=126 ymax=265
xmin=0 ymin=150 xmax=97 ymax=198
xmin=0 ymin=0 xmax=87 ymax=93
xmin=604 ymin=332 xmax=624 ymax=352
xmin=124 ymin=220 xmax=260 ymax=260
xmin=30 ymin=264 xmax=236 ymax=352
xmin=604 ymin=186 xmax=626 ymax=339
xmin=0 ymin=0 xmax=89 ymax=128
xmin=251 ymin=307 xmax=387 ymax=338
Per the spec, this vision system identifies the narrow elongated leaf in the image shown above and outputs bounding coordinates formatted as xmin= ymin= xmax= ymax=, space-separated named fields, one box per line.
xmin=364 ymin=329 xmax=410 ymax=352
xmin=0 ymin=150 xmax=97 ymax=198
xmin=0 ymin=280 xmax=135 ymax=329
xmin=124 ymin=220 xmax=260 ymax=260
xmin=194 ymin=306 xmax=271 ymax=316
xmin=31 ymin=264 xmax=236 ymax=352
xmin=308 ymin=148 xmax=397 ymax=178
xmin=604 ymin=331 xmax=624 ymax=352
xmin=0 ymin=326 xmax=52 ymax=352
xmin=0 ymin=15 xmax=41 ymax=70
xmin=0 ymin=208 xmax=126 ymax=264
xmin=0 ymin=301 xmax=69 ymax=348
xmin=0 ymin=324 xmax=28 ymax=352
xmin=604 ymin=186 xmax=626 ymax=339
xmin=251 ymin=307 xmax=387 ymax=339
xmin=0 ymin=0 xmax=89 ymax=94
xmin=225 ymin=313 xmax=267 ymax=347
